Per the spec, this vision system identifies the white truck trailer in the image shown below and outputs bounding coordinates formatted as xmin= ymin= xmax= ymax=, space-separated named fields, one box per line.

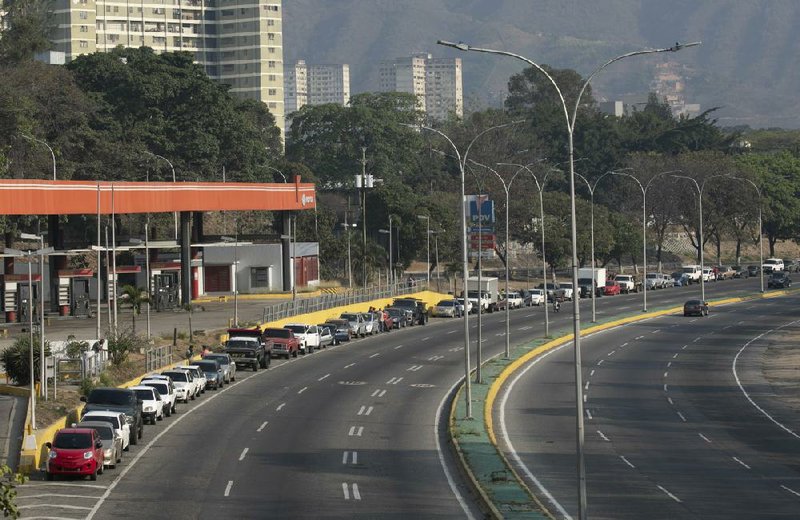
xmin=577 ymin=267 xmax=606 ymax=297
xmin=465 ymin=276 xmax=499 ymax=313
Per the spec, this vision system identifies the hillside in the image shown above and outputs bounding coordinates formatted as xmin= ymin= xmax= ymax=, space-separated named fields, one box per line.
xmin=283 ymin=0 xmax=800 ymax=128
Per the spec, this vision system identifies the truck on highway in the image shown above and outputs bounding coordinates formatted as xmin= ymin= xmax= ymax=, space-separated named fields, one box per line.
xmin=681 ymin=265 xmax=701 ymax=284
xmin=614 ymin=274 xmax=642 ymax=294
xmin=577 ymin=267 xmax=606 ymax=297
xmin=465 ymin=276 xmax=499 ymax=313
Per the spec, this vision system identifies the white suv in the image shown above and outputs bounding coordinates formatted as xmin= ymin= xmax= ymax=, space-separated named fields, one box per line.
xmin=140 ymin=378 xmax=177 ymax=416
xmin=161 ymin=370 xmax=197 ymax=402
xmin=762 ymin=258 xmax=784 ymax=273
xmin=130 ymin=386 xmax=165 ymax=424
xmin=183 ymin=365 xmax=208 ymax=393
xmin=284 ymin=324 xmax=321 ymax=354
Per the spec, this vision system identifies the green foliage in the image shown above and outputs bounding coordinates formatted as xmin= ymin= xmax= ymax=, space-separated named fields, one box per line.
xmin=66 ymin=339 xmax=90 ymax=358
xmin=0 ymin=335 xmax=49 ymax=386
xmin=0 ymin=0 xmax=53 ymax=65
xmin=0 ymin=463 xmax=27 ymax=519
xmin=79 ymin=377 xmax=95 ymax=397
xmin=106 ymin=329 xmax=145 ymax=366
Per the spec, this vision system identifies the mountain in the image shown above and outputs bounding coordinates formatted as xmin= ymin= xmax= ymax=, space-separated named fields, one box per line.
xmin=283 ymin=0 xmax=800 ymax=129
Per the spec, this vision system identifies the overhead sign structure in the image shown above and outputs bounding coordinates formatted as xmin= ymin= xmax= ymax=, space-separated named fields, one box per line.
xmin=465 ymin=195 xmax=496 ymax=259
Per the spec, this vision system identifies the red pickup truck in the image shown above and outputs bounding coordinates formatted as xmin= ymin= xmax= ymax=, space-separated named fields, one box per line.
xmin=263 ymin=328 xmax=300 ymax=359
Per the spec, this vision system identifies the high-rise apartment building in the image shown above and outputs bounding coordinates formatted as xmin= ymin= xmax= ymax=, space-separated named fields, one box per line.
xmin=379 ymin=53 xmax=463 ymax=121
xmin=285 ymin=60 xmax=308 ymax=114
xmin=49 ymin=0 xmax=286 ymax=136
xmin=284 ymin=60 xmax=350 ymax=114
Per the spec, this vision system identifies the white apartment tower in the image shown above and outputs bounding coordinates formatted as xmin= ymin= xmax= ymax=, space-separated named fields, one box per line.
xmin=50 ymin=0 xmax=286 ymax=136
xmin=379 ymin=53 xmax=463 ymax=120
xmin=285 ymin=60 xmax=308 ymax=114
xmin=285 ymin=60 xmax=350 ymax=114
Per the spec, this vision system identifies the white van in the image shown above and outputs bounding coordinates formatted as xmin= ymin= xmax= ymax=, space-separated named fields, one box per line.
xmin=681 ymin=265 xmax=701 ymax=284
xmin=762 ymin=258 xmax=784 ymax=273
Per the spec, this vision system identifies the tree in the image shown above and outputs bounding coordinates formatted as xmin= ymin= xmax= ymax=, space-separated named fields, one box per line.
xmin=0 ymin=335 xmax=49 ymax=385
xmin=1 ymin=463 xmax=27 ymax=519
xmin=0 ymin=0 xmax=52 ymax=65
xmin=120 ymin=285 xmax=148 ymax=335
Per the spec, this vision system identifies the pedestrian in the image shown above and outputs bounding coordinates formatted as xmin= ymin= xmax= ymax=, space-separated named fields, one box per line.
xmin=185 ymin=345 xmax=194 ymax=361
xmin=201 ymin=345 xmax=212 ymax=357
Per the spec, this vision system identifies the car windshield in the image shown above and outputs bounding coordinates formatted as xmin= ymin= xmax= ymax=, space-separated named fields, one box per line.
xmin=606 ymin=281 xmax=616 ymax=286
xmin=341 ymin=314 xmax=359 ymax=321
xmin=195 ymin=362 xmax=218 ymax=372
xmin=54 ymin=432 xmax=93 ymax=449
xmin=766 ymin=259 xmax=780 ymax=265
xmin=82 ymin=425 xmax=113 ymax=441
xmin=284 ymin=325 xmax=307 ymax=334
xmin=682 ymin=267 xmax=696 ymax=273
xmin=686 ymin=300 xmax=701 ymax=305
xmin=264 ymin=329 xmax=291 ymax=338
xmin=392 ymin=300 xmax=416 ymax=308
xmin=88 ymin=389 xmax=134 ymax=406
xmin=143 ymin=382 xmax=169 ymax=395
xmin=84 ymin=415 xmax=119 ymax=429
xmin=437 ymin=300 xmax=454 ymax=307
xmin=226 ymin=340 xmax=257 ymax=349
xmin=560 ymin=283 xmax=572 ymax=289
xmin=133 ymin=389 xmax=154 ymax=401
xmin=205 ymin=354 xmax=230 ymax=365
xmin=646 ymin=274 xmax=657 ymax=279
xmin=163 ymin=372 xmax=188 ymax=382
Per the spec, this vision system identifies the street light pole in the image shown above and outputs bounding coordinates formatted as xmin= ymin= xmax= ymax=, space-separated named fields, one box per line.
xmin=221 ymin=229 xmax=239 ymax=327
xmin=379 ymin=217 xmax=393 ymax=293
xmin=417 ymin=215 xmax=431 ymax=287
xmin=361 ymin=147 xmax=368 ymax=289
xmin=574 ymin=171 xmax=614 ymax=323
xmin=144 ymin=152 xmax=178 ymax=241
xmin=341 ymin=220 xmax=356 ymax=289
xmin=444 ymin=39 xmax=700 ymax=519
xmin=265 ymin=165 xmax=288 ymax=183
xmin=403 ymin=120 xmax=523 ymax=419
xmin=730 ymin=177 xmax=764 ymax=293
xmin=21 ymin=134 xmax=56 ymax=180
xmin=21 ymin=233 xmax=47 ymax=398
xmin=497 ymin=162 xmax=553 ymax=338
xmin=612 ymin=169 xmax=679 ymax=312
xmin=469 ymin=160 xmax=525 ymax=359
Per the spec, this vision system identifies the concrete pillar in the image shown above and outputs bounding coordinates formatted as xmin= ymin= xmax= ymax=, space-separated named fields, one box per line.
xmin=48 ymin=215 xmax=64 ymax=313
xmin=281 ymin=212 xmax=292 ymax=292
xmin=180 ymin=211 xmax=192 ymax=306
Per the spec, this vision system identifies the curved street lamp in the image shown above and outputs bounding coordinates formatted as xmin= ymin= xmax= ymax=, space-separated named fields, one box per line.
xmin=402 ymin=120 xmax=524 ymax=418
xmin=144 ymin=151 xmax=178 ymax=241
xmin=439 ymin=38 xmax=700 ymax=519
xmin=21 ymin=134 xmax=57 ymax=180
xmin=612 ymin=169 xmax=681 ymax=312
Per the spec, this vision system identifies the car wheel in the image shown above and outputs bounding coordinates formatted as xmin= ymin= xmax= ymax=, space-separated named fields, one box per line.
xmin=165 ymin=406 xmax=171 ymax=417
xmin=130 ymin=432 xmax=137 ymax=446
xmin=98 ymin=463 xmax=104 ymax=475
xmin=116 ymin=449 xmax=122 ymax=464
xmin=253 ymin=363 xmax=259 ymax=372
xmin=172 ymin=403 xmax=178 ymax=413
xmin=683 ymin=312 xmax=688 ymax=317
xmin=157 ymin=412 xmax=163 ymax=421
xmin=90 ymin=467 xmax=98 ymax=481
xmin=190 ymin=393 xmax=195 ymax=400
xmin=292 ymin=350 xmax=298 ymax=358
xmin=138 ymin=425 xmax=143 ymax=439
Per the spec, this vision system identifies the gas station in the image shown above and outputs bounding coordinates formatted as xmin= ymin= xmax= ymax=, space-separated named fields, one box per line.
xmin=0 ymin=178 xmax=317 ymax=322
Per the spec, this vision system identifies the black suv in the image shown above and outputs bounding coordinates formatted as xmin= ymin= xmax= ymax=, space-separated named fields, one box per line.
xmin=225 ymin=329 xmax=271 ymax=371
xmin=392 ymin=298 xmax=427 ymax=325
xmin=768 ymin=271 xmax=792 ymax=289
xmin=81 ymin=388 xmax=144 ymax=445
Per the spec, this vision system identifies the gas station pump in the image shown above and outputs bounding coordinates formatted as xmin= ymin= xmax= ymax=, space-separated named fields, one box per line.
xmin=56 ymin=269 xmax=93 ymax=317
xmin=153 ymin=272 xmax=179 ymax=311
xmin=3 ymin=274 xmax=41 ymax=323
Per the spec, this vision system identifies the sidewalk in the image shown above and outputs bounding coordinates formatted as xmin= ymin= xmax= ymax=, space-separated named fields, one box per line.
xmin=0 ymin=394 xmax=25 ymax=470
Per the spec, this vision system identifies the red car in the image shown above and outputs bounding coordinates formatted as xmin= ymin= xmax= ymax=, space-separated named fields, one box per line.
xmin=603 ymin=280 xmax=621 ymax=296
xmin=45 ymin=428 xmax=105 ymax=481
xmin=263 ymin=327 xmax=300 ymax=359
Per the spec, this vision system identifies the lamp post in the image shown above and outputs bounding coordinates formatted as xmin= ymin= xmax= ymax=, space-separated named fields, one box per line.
xmin=341 ymin=221 xmax=356 ymax=289
xmin=379 ymin=216 xmax=393 ymax=292
xmin=221 ymin=230 xmax=239 ymax=327
xmin=730 ymin=177 xmax=764 ymax=293
xmin=265 ymin=165 xmax=288 ymax=183
xmin=431 ymin=229 xmax=441 ymax=291
xmin=672 ymin=174 xmax=728 ymax=303
xmin=469 ymin=160 xmax=526 ymax=359
xmin=573 ymin=171 xmax=614 ymax=323
xmin=402 ymin=120 xmax=523 ymax=418
xmin=20 ymin=233 xmax=49 ymax=399
xmin=612 ymin=169 xmax=680 ymax=312
xmin=144 ymin=152 xmax=178 ymax=241
xmin=497 ymin=162 xmax=553 ymax=338
xmin=443 ymin=39 xmax=700 ymax=519
xmin=417 ymin=215 xmax=431 ymax=287
xmin=21 ymin=134 xmax=56 ymax=180
xmin=128 ymin=234 xmax=151 ymax=340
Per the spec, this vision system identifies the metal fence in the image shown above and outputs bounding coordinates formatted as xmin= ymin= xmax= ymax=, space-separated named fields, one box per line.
xmin=145 ymin=345 xmax=173 ymax=373
xmin=260 ymin=281 xmax=429 ymax=324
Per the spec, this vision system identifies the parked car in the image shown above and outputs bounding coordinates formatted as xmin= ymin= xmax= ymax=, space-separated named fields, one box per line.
xmin=391 ymin=298 xmax=428 ymax=325
xmin=204 ymin=353 xmax=236 ymax=383
xmin=672 ymin=272 xmax=690 ymax=287
xmin=317 ymin=323 xmax=337 ymax=346
xmin=683 ymin=299 xmax=709 ymax=317
xmin=375 ymin=311 xmax=394 ymax=332
xmin=603 ymin=280 xmax=621 ymax=296
xmin=768 ymin=271 xmax=792 ymax=289
xmin=140 ymin=378 xmax=177 ymax=416
xmin=431 ymin=299 xmax=461 ymax=318
xmin=614 ymin=275 xmax=641 ymax=294
xmin=505 ymin=291 xmax=524 ymax=308
xmin=324 ymin=319 xmax=352 ymax=342
xmin=263 ymin=328 xmax=300 ymax=359
xmin=340 ymin=312 xmax=367 ymax=337
xmin=194 ymin=359 xmax=224 ymax=390
xmin=747 ymin=265 xmax=760 ymax=277
xmin=45 ymin=428 xmax=105 ymax=481
xmin=160 ymin=370 xmax=195 ymax=403
xmin=762 ymin=257 xmax=784 ymax=273
xmin=80 ymin=388 xmax=144 ymax=446
xmin=537 ymin=282 xmax=566 ymax=302
xmin=524 ymin=289 xmax=545 ymax=306
xmin=359 ymin=313 xmax=379 ymax=335
xmin=454 ymin=298 xmax=473 ymax=315
xmin=645 ymin=273 xmax=663 ymax=290
xmin=224 ymin=329 xmax=270 ymax=371
xmin=660 ymin=273 xmax=675 ymax=288
xmin=129 ymin=385 xmax=165 ymax=424
xmin=81 ymin=411 xmax=131 ymax=452
xmin=732 ymin=265 xmax=750 ymax=279
xmin=179 ymin=366 xmax=206 ymax=395
xmin=284 ymin=323 xmax=321 ymax=354
xmin=717 ymin=265 xmax=736 ymax=280
xmin=702 ymin=267 xmax=716 ymax=282
xmin=558 ymin=283 xmax=576 ymax=301
xmin=76 ymin=421 xmax=123 ymax=469
xmin=384 ymin=308 xmax=407 ymax=329
xmin=575 ymin=279 xmax=596 ymax=299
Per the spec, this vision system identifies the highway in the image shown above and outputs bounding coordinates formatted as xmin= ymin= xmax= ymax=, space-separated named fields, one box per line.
xmin=498 ymin=292 xmax=800 ymax=519
xmin=14 ymin=277 xmax=770 ymax=519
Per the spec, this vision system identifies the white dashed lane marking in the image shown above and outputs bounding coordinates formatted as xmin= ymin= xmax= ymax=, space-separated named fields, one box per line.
xmin=344 ymin=363 xmax=356 ymax=369
xmin=780 ymin=485 xmax=800 ymax=498
xmin=224 ymin=481 xmax=234 ymax=497
xmin=238 ymin=448 xmax=249 ymax=461
xmin=597 ymin=430 xmax=610 ymax=442
xmin=318 ymin=374 xmax=330 ymax=381
xmin=342 ymin=483 xmax=362 ymax=500
xmin=733 ymin=457 xmax=751 ymax=469
xmin=620 ymin=456 xmax=635 ymax=469
xmin=257 ymin=421 xmax=268 ymax=432
xmin=297 ymin=386 xmax=307 ymax=394
xmin=342 ymin=451 xmax=358 ymax=465
xmin=369 ymin=353 xmax=380 ymax=358
xmin=698 ymin=433 xmax=712 ymax=443
xmin=657 ymin=484 xmax=681 ymax=503
xmin=276 ymin=403 xmax=286 ymax=411
xmin=677 ymin=411 xmax=687 ymax=422
xmin=348 ymin=426 xmax=364 ymax=437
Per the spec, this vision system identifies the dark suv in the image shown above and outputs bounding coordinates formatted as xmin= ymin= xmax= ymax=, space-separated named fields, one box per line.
xmin=768 ymin=271 xmax=792 ymax=289
xmin=392 ymin=298 xmax=427 ymax=325
xmin=81 ymin=388 xmax=144 ymax=445
xmin=225 ymin=329 xmax=270 ymax=372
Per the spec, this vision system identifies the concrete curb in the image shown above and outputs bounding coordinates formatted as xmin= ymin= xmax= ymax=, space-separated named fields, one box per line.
xmin=453 ymin=288 xmax=795 ymax=517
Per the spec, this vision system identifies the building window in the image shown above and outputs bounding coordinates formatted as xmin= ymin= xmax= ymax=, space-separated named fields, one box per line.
xmin=267 ymin=33 xmax=274 ymax=41
xmin=267 ymin=19 xmax=274 ymax=25
xmin=79 ymin=40 xmax=88 ymax=48
xmin=79 ymin=11 xmax=88 ymax=19
xmin=268 ymin=60 xmax=275 ymax=68
xmin=80 ymin=25 xmax=88 ymax=32
xmin=268 ymin=102 xmax=277 ymax=108
xmin=268 ymin=88 xmax=276 ymax=95
xmin=269 ymin=47 xmax=275 ymax=53
xmin=250 ymin=267 xmax=271 ymax=289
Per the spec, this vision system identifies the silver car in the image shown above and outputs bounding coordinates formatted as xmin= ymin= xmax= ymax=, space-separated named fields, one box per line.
xmin=77 ymin=420 xmax=123 ymax=469
xmin=203 ymin=353 xmax=236 ymax=383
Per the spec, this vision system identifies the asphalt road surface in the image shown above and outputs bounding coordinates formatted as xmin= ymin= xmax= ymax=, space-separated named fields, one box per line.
xmin=14 ymin=277 xmax=770 ymax=519
xmin=499 ymin=292 xmax=800 ymax=519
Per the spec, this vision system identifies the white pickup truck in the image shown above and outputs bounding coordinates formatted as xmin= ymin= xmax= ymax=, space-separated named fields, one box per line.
xmin=504 ymin=291 xmax=524 ymax=309
xmin=681 ymin=265 xmax=701 ymax=284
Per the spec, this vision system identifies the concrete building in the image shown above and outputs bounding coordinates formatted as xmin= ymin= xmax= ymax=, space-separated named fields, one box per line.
xmin=379 ymin=53 xmax=463 ymax=120
xmin=285 ymin=60 xmax=350 ymax=114
xmin=285 ymin=60 xmax=308 ymax=114
xmin=49 ymin=0 xmax=286 ymax=136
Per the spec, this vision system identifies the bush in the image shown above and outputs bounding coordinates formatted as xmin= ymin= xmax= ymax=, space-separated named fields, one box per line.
xmin=66 ymin=340 xmax=90 ymax=358
xmin=0 ymin=336 xmax=50 ymax=386
xmin=106 ymin=329 xmax=146 ymax=366
xmin=79 ymin=377 xmax=95 ymax=397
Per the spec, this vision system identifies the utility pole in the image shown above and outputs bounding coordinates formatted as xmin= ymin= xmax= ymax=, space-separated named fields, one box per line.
xmin=361 ymin=147 xmax=367 ymax=288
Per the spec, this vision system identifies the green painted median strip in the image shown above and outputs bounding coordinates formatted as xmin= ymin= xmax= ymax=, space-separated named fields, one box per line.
xmin=449 ymin=288 xmax=797 ymax=519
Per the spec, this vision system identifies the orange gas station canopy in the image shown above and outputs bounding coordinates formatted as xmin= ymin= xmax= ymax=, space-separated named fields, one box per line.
xmin=0 ymin=179 xmax=316 ymax=215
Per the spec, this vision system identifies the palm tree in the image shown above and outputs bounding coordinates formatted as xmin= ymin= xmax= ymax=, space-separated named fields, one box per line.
xmin=121 ymin=285 xmax=148 ymax=335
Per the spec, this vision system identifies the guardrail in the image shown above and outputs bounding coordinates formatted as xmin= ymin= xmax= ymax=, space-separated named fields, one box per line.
xmin=260 ymin=281 xmax=428 ymax=324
